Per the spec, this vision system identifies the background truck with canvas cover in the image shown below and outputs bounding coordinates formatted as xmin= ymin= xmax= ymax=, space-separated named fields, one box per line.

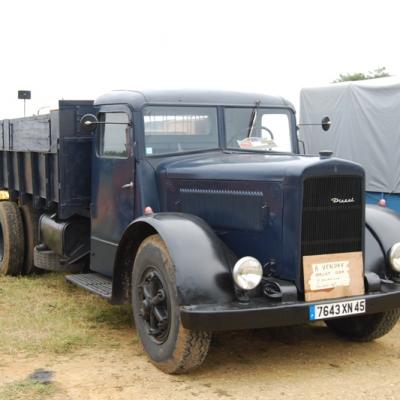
xmin=299 ymin=77 xmax=400 ymax=213
xmin=1 ymin=90 xmax=400 ymax=374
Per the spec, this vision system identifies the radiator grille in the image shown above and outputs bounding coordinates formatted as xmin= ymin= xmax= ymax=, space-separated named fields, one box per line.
xmin=301 ymin=176 xmax=363 ymax=256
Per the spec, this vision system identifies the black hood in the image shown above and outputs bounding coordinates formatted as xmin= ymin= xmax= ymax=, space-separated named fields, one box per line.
xmin=144 ymin=150 xmax=365 ymax=290
xmin=152 ymin=151 xmax=364 ymax=183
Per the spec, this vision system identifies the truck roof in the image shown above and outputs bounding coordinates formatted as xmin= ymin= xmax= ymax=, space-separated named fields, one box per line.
xmin=94 ymin=89 xmax=295 ymax=110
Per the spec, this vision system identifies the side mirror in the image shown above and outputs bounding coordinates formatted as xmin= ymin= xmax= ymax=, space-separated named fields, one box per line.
xmin=297 ymin=116 xmax=332 ymax=131
xmin=321 ymin=116 xmax=331 ymax=131
xmin=80 ymin=114 xmax=98 ymax=133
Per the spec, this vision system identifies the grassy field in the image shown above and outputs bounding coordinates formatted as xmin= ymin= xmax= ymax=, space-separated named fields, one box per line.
xmin=0 ymin=272 xmax=135 ymax=399
xmin=0 ymin=378 xmax=60 ymax=400
xmin=2 ymin=272 xmax=400 ymax=400
xmin=0 ymin=273 xmax=134 ymax=356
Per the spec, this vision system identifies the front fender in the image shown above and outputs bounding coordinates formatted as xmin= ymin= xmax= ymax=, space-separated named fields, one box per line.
xmin=114 ymin=212 xmax=237 ymax=306
xmin=365 ymin=204 xmax=400 ymax=277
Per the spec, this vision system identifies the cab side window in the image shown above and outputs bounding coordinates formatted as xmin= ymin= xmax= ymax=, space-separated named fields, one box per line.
xmin=98 ymin=112 xmax=130 ymax=158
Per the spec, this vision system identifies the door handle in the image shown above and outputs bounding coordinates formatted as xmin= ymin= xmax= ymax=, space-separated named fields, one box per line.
xmin=121 ymin=181 xmax=134 ymax=190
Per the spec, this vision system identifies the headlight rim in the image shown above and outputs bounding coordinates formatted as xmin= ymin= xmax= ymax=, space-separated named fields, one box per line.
xmin=389 ymin=242 xmax=400 ymax=273
xmin=232 ymin=256 xmax=263 ymax=291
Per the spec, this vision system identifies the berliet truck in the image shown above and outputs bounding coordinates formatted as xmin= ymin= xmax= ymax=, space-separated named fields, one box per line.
xmin=1 ymin=90 xmax=400 ymax=374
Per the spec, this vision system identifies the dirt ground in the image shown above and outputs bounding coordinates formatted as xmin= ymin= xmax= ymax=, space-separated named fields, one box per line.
xmin=2 ymin=321 xmax=400 ymax=400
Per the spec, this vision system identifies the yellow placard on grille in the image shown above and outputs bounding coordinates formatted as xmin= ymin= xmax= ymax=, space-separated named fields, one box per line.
xmin=303 ymin=251 xmax=364 ymax=302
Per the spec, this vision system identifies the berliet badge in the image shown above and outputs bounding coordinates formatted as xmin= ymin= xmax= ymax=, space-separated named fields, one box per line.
xmin=331 ymin=197 xmax=355 ymax=204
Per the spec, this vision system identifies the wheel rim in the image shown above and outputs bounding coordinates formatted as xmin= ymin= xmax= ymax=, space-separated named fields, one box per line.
xmin=138 ymin=267 xmax=171 ymax=344
xmin=0 ymin=223 xmax=4 ymax=262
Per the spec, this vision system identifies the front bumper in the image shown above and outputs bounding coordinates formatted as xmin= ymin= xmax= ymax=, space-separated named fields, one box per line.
xmin=180 ymin=281 xmax=400 ymax=331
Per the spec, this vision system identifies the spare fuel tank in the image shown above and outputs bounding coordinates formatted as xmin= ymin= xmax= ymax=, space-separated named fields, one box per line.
xmin=39 ymin=213 xmax=90 ymax=260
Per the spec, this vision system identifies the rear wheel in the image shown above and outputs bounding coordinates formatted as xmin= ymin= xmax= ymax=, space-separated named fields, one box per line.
xmin=0 ymin=201 xmax=25 ymax=276
xmin=132 ymin=234 xmax=211 ymax=374
xmin=326 ymin=308 xmax=400 ymax=342
xmin=20 ymin=204 xmax=41 ymax=275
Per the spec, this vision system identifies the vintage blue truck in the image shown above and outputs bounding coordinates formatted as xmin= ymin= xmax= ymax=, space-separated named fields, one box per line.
xmin=1 ymin=90 xmax=400 ymax=373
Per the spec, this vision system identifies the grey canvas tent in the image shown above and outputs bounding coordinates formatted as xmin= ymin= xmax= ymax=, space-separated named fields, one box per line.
xmin=299 ymin=77 xmax=400 ymax=194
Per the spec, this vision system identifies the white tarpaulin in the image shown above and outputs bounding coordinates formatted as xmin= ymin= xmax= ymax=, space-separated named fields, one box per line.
xmin=299 ymin=77 xmax=400 ymax=193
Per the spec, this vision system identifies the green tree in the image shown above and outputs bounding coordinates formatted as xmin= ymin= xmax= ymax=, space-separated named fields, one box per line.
xmin=333 ymin=67 xmax=390 ymax=83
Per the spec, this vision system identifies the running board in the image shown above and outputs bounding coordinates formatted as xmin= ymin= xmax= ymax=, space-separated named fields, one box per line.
xmin=65 ymin=273 xmax=112 ymax=299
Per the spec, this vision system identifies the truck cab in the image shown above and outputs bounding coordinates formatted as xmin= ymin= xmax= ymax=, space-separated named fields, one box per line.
xmin=1 ymin=90 xmax=400 ymax=374
xmin=89 ymin=90 xmax=298 ymax=278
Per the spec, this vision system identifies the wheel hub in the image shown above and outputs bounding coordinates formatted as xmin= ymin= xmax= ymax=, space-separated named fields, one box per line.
xmin=138 ymin=269 xmax=170 ymax=344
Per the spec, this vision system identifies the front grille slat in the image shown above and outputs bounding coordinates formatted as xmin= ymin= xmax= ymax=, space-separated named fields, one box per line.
xmin=301 ymin=176 xmax=363 ymax=257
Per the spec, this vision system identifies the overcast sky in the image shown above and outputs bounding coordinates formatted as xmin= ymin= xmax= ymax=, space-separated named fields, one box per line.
xmin=0 ymin=0 xmax=399 ymax=118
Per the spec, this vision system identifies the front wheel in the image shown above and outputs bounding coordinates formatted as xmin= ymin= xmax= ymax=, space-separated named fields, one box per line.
xmin=132 ymin=234 xmax=211 ymax=374
xmin=326 ymin=308 xmax=400 ymax=342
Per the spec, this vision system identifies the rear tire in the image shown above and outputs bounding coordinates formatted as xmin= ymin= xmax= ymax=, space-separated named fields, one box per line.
xmin=326 ymin=308 xmax=400 ymax=342
xmin=132 ymin=234 xmax=211 ymax=374
xmin=20 ymin=204 xmax=41 ymax=275
xmin=0 ymin=201 xmax=25 ymax=276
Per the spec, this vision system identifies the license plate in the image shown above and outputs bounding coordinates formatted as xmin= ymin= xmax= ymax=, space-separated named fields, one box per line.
xmin=309 ymin=299 xmax=366 ymax=321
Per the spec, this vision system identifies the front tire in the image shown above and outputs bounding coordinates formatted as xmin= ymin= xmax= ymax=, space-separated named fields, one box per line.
xmin=326 ymin=308 xmax=400 ymax=342
xmin=132 ymin=234 xmax=211 ymax=374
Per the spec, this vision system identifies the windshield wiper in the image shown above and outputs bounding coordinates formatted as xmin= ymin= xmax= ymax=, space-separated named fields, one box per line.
xmin=246 ymin=100 xmax=261 ymax=138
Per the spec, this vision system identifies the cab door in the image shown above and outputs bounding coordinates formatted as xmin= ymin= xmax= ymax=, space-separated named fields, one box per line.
xmin=90 ymin=105 xmax=134 ymax=277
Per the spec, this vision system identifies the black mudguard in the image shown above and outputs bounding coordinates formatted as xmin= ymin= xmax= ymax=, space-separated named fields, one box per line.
xmin=365 ymin=204 xmax=400 ymax=277
xmin=113 ymin=213 xmax=237 ymax=306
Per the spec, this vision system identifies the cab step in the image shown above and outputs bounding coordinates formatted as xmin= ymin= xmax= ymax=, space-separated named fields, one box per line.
xmin=65 ymin=273 xmax=112 ymax=299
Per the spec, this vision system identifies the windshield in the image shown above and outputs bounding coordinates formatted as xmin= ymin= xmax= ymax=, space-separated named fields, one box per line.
xmin=224 ymin=108 xmax=293 ymax=152
xmin=143 ymin=106 xmax=219 ymax=156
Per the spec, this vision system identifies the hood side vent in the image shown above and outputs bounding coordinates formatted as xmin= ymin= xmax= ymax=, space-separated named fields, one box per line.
xmin=174 ymin=187 xmax=266 ymax=231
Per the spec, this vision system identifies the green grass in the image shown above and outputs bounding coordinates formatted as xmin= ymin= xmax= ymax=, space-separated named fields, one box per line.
xmin=0 ymin=379 xmax=59 ymax=400
xmin=0 ymin=273 xmax=134 ymax=356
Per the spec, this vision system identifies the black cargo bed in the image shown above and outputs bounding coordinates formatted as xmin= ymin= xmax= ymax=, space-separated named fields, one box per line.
xmin=0 ymin=100 xmax=95 ymax=218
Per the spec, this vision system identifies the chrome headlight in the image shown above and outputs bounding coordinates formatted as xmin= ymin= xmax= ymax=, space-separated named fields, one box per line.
xmin=389 ymin=243 xmax=400 ymax=272
xmin=233 ymin=257 xmax=263 ymax=290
